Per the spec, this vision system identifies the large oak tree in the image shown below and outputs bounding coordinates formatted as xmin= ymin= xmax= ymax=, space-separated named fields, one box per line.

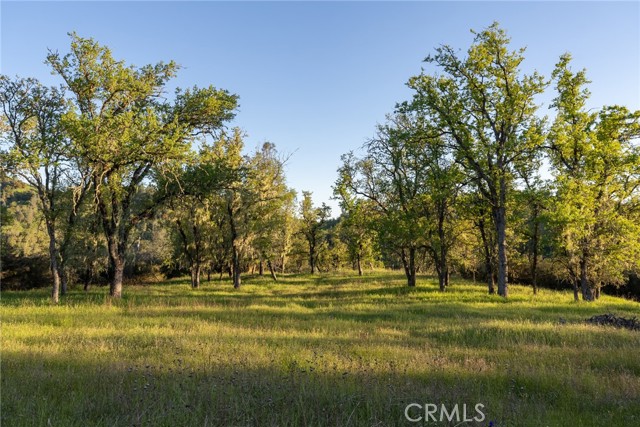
xmin=407 ymin=23 xmax=547 ymax=297
xmin=47 ymin=34 xmax=238 ymax=297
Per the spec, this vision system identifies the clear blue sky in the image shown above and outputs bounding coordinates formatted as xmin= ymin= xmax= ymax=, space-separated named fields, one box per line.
xmin=2 ymin=1 xmax=639 ymax=215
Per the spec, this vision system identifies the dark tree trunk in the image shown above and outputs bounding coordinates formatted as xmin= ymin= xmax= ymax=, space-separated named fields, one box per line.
xmin=531 ymin=236 xmax=538 ymax=295
xmin=356 ymin=252 xmax=362 ymax=276
xmin=438 ymin=264 xmax=449 ymax=292
xmin=60 ymin=265 xmax=68 ymax=296
xmin=408 ymin=248 xmax=416 ymax=287
xmin=401 ymin=249 xmax=408 ymax=284
xmin=495 ymin=203 xmax=508 ymax=298
xmin=83 ymin=268 xmax=91 ymax=292
xmin=259 ymin=260 xmax=264 ymax=276
xmin=401 ymin=248 xmax=417 ymax=287
xmin=96 ymin=177 xmax=133 ymax=299
xmin=478 ymin=217 xmax=495 ymax=294
xmin=438 ymin=270 xmax=446 ymax=292
xmin=309 ymin=240 xmax=316 ymax=274
xmin=436 ymin=205 xmax=449 ymax=292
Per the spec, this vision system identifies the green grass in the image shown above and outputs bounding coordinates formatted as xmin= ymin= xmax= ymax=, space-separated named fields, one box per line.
xmin=2 ymin=271 xmax=639 ymax=426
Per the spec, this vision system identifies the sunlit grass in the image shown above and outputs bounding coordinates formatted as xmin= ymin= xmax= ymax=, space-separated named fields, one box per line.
xmin=2 ymin=272 xmax=639 ymax=426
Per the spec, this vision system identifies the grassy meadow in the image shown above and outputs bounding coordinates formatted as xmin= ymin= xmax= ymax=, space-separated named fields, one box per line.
xmin=1 ymin=272 xmax=639 ymax=426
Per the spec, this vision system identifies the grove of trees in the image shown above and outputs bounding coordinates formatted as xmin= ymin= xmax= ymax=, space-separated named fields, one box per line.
xmin=2 ymin=24 xmax=639 ymax=302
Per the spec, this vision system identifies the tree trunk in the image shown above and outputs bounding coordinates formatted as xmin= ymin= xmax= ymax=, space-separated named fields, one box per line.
xmin=46 ymin=221 xmax=61 ymax=304
xmin=51 ymin=260 xmax=61 ymax=304
xmin=309 ymin=241 xmax=316 ymax=274
xmin=356 ymin=252 xmax=362 ymax=276
xmin=267 ymin=260 xmax=278 ymax=282
xmin=227 ymin=200 xmax=241 ymax=288
xmin=232 ymin=245 xmax=241 ymax=289
xmin=495 ymin=204 xmax=508 ymax=298
xmin=107 ymin=237 xmax=125 ymax=298
xmin=438 ymin=270 xmax=446 ymax=292
xmin=437 ymin=262 xmax=449 ymax=291
xmin=60 ymin=265 xmax=69 ymax=296
xmin=437 ymin=206 xmax=449 ymax=292
xmin=83 ymin=268 xmax=91 ymax=292
xmin=572 ymin=280 xmax=580 ymax=302
xmin=190 ymin=263 xmax=201 ymax=289
xmin=531 ymin=242 xmax=538 ymax=296
xmin=259 ymin=259 xmax=264 ymax=276
xmin=439 ymin=248 xmax=448 ymax=292
xmin=408 ymin=247 xmax=416 ymax=287
xmin=401 ymin=249 xmax=409 ymax=284
xmin=530 ymin=204 xmax=540 ymax=295
xmin=401 ymin=248 xmax=416 ymax=287
xmin=580 ymin=254 xmax=593 ymax=301
xmin=478 ymin=218 xmax=495 ymax=294
xmin=110 ymin=258 xmax=124 ymax=298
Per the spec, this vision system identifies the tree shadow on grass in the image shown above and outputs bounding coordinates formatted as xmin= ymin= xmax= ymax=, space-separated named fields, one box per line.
xmin=5 ymin=277 xmax=639 ymax=426
xmin=3 ymin=340 xmax=626 ymax=427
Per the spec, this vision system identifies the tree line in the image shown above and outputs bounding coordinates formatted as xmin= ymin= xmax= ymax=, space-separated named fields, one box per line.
xmin=0 ymin=34 xmax=364 ymax=302
xmin=2 ymin=24 xmax=639 ymax=303
xmin=335 ymin=23 xmax=640 ymax=301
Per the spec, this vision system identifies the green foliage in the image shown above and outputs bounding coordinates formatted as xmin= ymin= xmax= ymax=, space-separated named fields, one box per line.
xmin=249 ymin=144 xmax=296 ymax=277
xmin=407 ymin=22 xmax=548 ymax=297
xmin=299 ymin=191 xmax=332 ymax=274
xmin=337 ymin=111 xmax=464 ymax=287
xmin=333 ymin=195 xmax=379 ymax=275
xmin=43 ymin=33 xmax=238 ymax=297
xmin=164 ymin=128 xmax=293 ymax=287
xmin=0 ymin=74 xmax=92 ymax=301
xmin=0 ymin=179 xmax=51 ymax=289
xmin=2 ymin=23 xmax=640 ymax=302
xmin=337 ymin=114 xmax=427 ymax=272
xmin=547 ymin=54 xmax=640 ymax=300
xmin=0 ymin=181 xmax=46 ymax=258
